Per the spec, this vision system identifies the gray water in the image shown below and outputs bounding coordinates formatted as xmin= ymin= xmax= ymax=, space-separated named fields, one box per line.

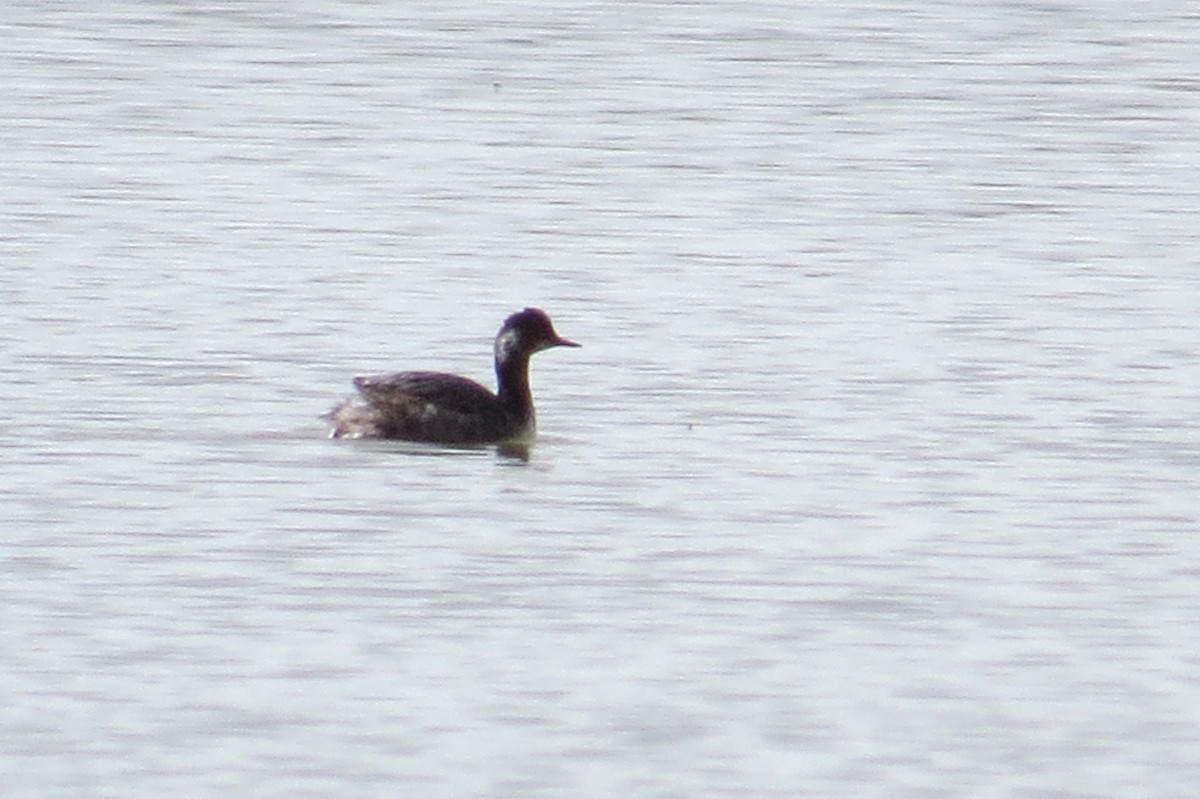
xmin=4 ymin=2 xmax=1200 ymax=797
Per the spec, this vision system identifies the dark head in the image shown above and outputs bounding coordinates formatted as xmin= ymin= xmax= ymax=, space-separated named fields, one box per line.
xmin=495 ymin=307 xmax=579 ymax=364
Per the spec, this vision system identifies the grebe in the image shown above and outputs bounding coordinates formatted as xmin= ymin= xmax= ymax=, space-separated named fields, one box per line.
xmin=327 ymin=307 xmax=579 ymax=444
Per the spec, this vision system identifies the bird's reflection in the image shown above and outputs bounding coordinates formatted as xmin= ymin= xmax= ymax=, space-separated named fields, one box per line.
xmin=495 ymin=442 xmax=530 ymax=462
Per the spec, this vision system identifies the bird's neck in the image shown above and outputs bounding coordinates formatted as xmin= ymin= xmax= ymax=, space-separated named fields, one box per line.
xmin=495 ymin=353 xmax=533 ymax=415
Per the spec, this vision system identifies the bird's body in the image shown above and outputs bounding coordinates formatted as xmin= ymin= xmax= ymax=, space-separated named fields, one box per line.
xmin=327 ymin=308 xmax=578 ymax=444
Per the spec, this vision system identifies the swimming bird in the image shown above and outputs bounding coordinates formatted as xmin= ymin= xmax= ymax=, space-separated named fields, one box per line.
xmin=327 ymin=307 xmax=578 ymax=444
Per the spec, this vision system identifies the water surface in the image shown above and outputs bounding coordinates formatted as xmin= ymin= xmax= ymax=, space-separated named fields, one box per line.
xmin=3 ymin=2 xmax=1200 ymax=797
